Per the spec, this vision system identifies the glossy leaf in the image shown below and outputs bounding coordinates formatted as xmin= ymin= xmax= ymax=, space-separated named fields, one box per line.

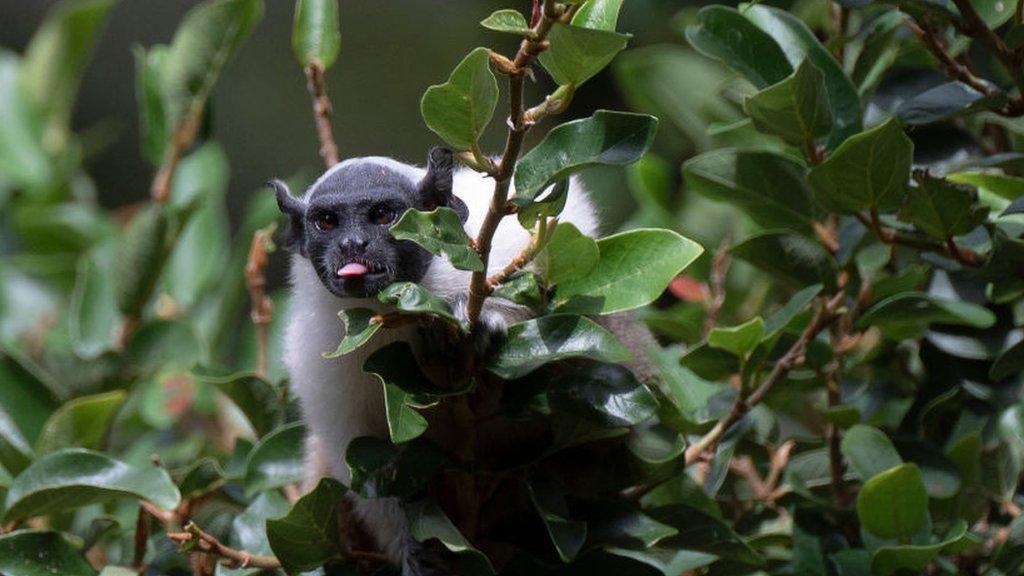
xmin=539 ymin=23 xmax=629 ymax=87
xmin=840 ymin=425 xmax=902 ymax=480
xmin=267 ymin=477 xmax=347 ymax=573
xmin=421 ymin=47 xmax=498 ymax=150
xmin=243 ymin=422 xmax=305 ymax=496
xmin=730 ymin=232 xmax=838 ymax=290
xmin=948 ymin=170 xmax=1024 ymax=200
xmin=572 ymin=0 xmax=624 ymax=31
xmin=3 ymin=449 xmax=181 ymax=522
xmin=515 ymin=110 xmax=658 ymax=204
xmin=481 ymin=9 xmax=532 ymax=35
xmin=34 ymin=391 xmax=126 ymax=455
xmin=378 ymin=282 xmax=459 ymax=326
xmin=899 ymin=172 xmax=988 ymax=239
xmin=292 ymin=0 xmax=341 ymax=68
xmin=323 ymin=308 xmax=383 ymax=358
xmin=684 ymin=6 xmax=792 ymax=89
xmin=743 ymin=59 xmax=832 ymax=145
xmin=487 ymin=314 xmax=631 ymax=379
xmin=808 ymin=119 xmax=912 ymax=214
xmin=896 ymin=81 xmax=1007 ymax=125
xmin=763 ymin=284 xmax=823 ymax=337
xmin=542 ymin=222 xmax=599 ymax=285
xmin=492 ymin=271 xmax=543 ymax=308
xmin=544 ymin=362 xmax=659 ymax=427
xmin=390 ymin=207 xmax=483 ymax=272
xmin=683 ymin=149 xmax=819 ymax=236
xmin=554 ymin=228 xmax=703 ymax=314
xmin=0 ymin=531 xmax=97 ymax=576
xmin=856 ymin=463 xmax=929 ymax=540
xmin=871 ymin=521 xmax=971 ymax=576
xmin=529 ymin=478 xmax=588 ymax=562
xmin=708 ymin=317 xmax=765 ymax=357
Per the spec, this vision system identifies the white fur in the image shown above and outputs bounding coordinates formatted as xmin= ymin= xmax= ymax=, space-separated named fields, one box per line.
xmin=283 ymin=158 xmax=598 ymax=566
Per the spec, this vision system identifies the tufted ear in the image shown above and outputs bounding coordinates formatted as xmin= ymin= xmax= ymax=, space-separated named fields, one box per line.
xmin=419 ymin=147 xmax=468 ymax=222
xmin=267 ymin=179 xmax=307 ymax=256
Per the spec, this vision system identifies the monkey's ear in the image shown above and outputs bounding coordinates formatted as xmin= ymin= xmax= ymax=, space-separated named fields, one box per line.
xmin=419 ymin=147 xmax=468 ymax=222
xmin=267 ymin=179 xmax=307 ymax=256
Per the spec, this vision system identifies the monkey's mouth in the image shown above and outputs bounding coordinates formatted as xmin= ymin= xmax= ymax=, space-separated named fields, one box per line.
xmin=336 ymin=259 xmax=385 ymax=279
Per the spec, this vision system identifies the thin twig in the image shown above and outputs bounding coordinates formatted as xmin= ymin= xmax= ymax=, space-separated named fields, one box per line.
xmin=486 ymin=217 xmax=556 ymax=288
xmin=169 ymin=522 xmax=282 ymax=570
xmin=702 ymin=239 xmax=731 ymax=338
xmin=134 ymin=504 xmax=150 ymax=570
xmin=854 ymin=212 xmax=985 ymax=267
xmin=151 ymin=108 xmax=203 ymax=203
xmin=904 ymin=18 xmax=995 ymax=97
xmin=245 ymin=225 xmax=276 ymax=379
xmin=305 ymin=62 xmax=340 ymax=167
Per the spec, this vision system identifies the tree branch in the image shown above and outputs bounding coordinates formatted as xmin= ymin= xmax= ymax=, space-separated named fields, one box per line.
xmin=305 ymin=62 xmax=340 ymax=167
xmin=245 ymin=224 xmax=276 ymax=379
xmin=702 ymin=239 xmax=731 ymax=338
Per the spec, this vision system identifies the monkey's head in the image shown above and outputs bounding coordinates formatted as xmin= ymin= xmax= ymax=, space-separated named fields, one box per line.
xmin=270 ymin=147 xmax=468 ymax=299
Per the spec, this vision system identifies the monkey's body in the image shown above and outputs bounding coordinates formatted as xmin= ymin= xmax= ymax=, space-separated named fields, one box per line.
xmin=278 ymin=153 xmax=650 ymax=574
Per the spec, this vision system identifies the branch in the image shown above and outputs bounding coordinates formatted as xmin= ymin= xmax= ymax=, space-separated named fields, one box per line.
xmin=305 ymin=62 xmax=340 ymax=168
xmin=151 ymin=107 xmax=203 ymax=203
xmin=854 ymin=212 xmax=985 ymax=267
xmin=486 ymin=217 xmax=556 ymax=288
xmin=245 ymin=224 xmax=276 ymax=379
xmin=169 ymin=522 xmax=282 ymax=570
xmin=702 ymin=239 xmax=731 ymax=338
xmin=904 ymin=18 xmax=996 ymax=98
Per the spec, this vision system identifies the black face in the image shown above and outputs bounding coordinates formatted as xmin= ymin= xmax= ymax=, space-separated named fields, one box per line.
xmin=270 ymin=147 xmax=468 ymax=298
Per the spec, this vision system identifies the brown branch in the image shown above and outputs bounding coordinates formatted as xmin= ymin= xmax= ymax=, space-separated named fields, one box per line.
xmin=305 ymin=62 xmax=340 ymax=167
xmin=151 ymin=108 xmax=204 ymax=203
xmin=169 ymin=522 xmax=282 ymax=570
xmin=854 ymin=212 xmax=986 ymax=267
xmin=905 ymin=18 xmax=996 ymax=97
xmin=486 ymin=218 xmax=556 ymax=288
xmin=245 ymin=225 xmax=276 ymax=379
xmin=702 ymin=239 xmax=731 ymax=338
xmin=134 ymin=505 xmax=150 ymax=570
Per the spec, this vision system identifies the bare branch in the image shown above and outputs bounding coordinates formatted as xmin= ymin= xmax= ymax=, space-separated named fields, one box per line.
xmin=305 ymin=62 xmax=340 ymax=167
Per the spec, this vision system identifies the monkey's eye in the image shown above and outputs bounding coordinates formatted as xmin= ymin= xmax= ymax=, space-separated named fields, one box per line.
xmin=369 ymin=206 xmax=397 ymax=226
xmin=314 ymin=212 xmax=338 ymax=232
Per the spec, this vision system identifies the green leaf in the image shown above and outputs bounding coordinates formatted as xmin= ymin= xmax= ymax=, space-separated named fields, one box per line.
xmin=0 ymin=352 xmax=60 ymax=445
xmin=487 ymin=314 xmax=631 ymax=379
xmin=114 ymin=203 xmax=170 ymax=316
xmin=515 ymin=110 xmax=658 ymax=204
xmin=858 ymin=292 xmax=996 ymax=338
xmin=133 ymin=45 xmax=168 ymax=166
xmin=730 ymin=231 xmax=838 ymax=290
xmin=840 ymin=425 xmax=903 ymax=480
xmin=991 ymin=338 xmax=1024 ymax=381
xmin=222 ymin=491 xmax=289 ymax=576
xmin=178 ymin=457 xmax=226 ymax=500
xmin=529 ymin=478 xmax=588 ymax=562
xmin=492 ymin=271 xmax=543 ymax=308
xmin=292 ymin=0 xmax=340 ymax=69
xmin=323 ymin=308 xmax=383 ymax=358
xmin=543 ymin=362 xmax=659 ymax=427
xmin=539 ymin=23 xmax=629 ymax=87
xmin=808 ymin=118 xmax=912 ymax=214
xmin=898 ymin=172 xmax=988 ymax=239
xmin=708 ymin=317 xmax=765 ymax=357
xmin=3 ymin=449 xmax=181 ymax=522
xmin=405 ymin=499 xmax=496 ymax=576
xmin=244 ymin=422 xmax=305 ymax=496
xmin=683 ymin=149 xmax=819 ymax=236
xmin=856 ymin=463 xmax=929 ymax=540
xmin=21 ymin=0 xmax=117 ymax=148
xmin=378 ymin=282 xmax=460 ymax=327
xmin=267 ymin=477 xmax=347 ymax=574
xmin=743 ymin=4 xmax=863 ymax=149
xmin=763 ymin=284 xmax=823 ymax=337
xmin=481 ymin=9 xmax=532 ymax=35
xmin=896 ymin=81 xmax=1007 ymax=125
xmin=0 ymin=52 xmax=50 ymax=190
xmin=161 ymin=0 xmax=263 ymax=127
xmin=684 ymin=6 xmax=792 ymax=89
xmin=125 ymin=320 xmax=202 ymax=374
xmin=70 ymin=244 xmax=121 ymax=359
xmin=871 ymin=520 xmax=971 ymax=576
xmin=542 ymin=222 xmax=599 ymax=285
xmin=554 ymin=229 xmax=703 ymax=314
xmin=948 ymin=169 xmax=1024 ymax=200
xmin=345 ymin=437 xmax=445 ymax=499
xmin=0 ymin=531 xmax=97 ymax=576
xmin=744 ymin=59 xmax=832 ymax=145
xmin=34 ymin=391 xmax=126 ymax=455
xmin=572 ymin=0 xmax=624 ymax=31
xmin=584 ymin=501 xmax=676 ymax=549
xmin=0 ymin=405 xmax=32 ymax=477
xmin=363 ymin=342 xmax=447 ymax=443
xmin=421 ymin=47 xmax=498 ymax=150
xmin=390 ymin=207 xmax=483 ymax=272
xmin=193 ymin=368 xmax=283 ymax=436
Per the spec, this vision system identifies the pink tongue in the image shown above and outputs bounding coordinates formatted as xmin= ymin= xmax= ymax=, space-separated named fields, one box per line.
xmin=337 ymin=262 xmax=369 ymax=278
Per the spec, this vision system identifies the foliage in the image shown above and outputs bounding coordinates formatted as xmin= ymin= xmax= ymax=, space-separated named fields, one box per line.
xmin=2 ymin=0 xmax=1024 ymax=574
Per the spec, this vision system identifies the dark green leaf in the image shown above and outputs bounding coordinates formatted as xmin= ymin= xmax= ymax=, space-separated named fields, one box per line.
xmin=730 ymin=231 xmax=838 ymax=290
xmin=539 ymin=23 xmax=629 ymax=87
xmin=114 ymin=203 xmax=170 ymax=316
xmin=515 ymin=110 xmax=658 ymax=204
xmin=744 ymin=59 xmax=832 ymax=145
xmin=0 ymin=351 xmax=60 ymax=445
xmin=3 ymin=449 xmax=181 ymax=522
xmin=856 ymin=463 xmax=929 ymax=540
xmin=362 ymin=342 xmax=452 ymax=443
xmin=481 ymin=9 xmax=532 ymax=35
xmin=292 ymin=0 xmax=341 ymax=69
xmin=554 ymin=228 xmax=703 ymax=314
xmin=244 ymin=422 xmax=305 ymax=496
xmin=324 ymin=308 xmax=383 ymax=358
xmin=583 ymin=501 xmax=676 ymax=549
xmin=898 ymin=172 xmax=988 ymax=239
xmin=125 ymin=319 xmax=202 ymax=374
xmin=840 ymin=424 xmax=902 ymax=480
xmin=763 ymin=284 xmax=823 ymax=337
xmin=684 ymin=6 xmax=792 ymax=89
xmin=871 ymin=520 xmax=970 ymax=576
xmin=808 ymin=118 xmax=912 ymax=214
xmin=545 ymin=362 xmax=659 ymax=427
xmin=346 ymin=437 xmax=445 ymax=500
xmin=708 ymin=317 xmax=765 ymax=357
xmin=405 ymin=499 xmax=495 ymax=576
xmin=858 ymin=292 xmax=996 ymax=338
xmin=528 ymin=478 xmax=588 ymax=562
xmin=267 ymin=477 xmax=347 ymax=574
xmin=70 ymin=244 xmax=120 ymax=359
xmin=492 ymin=272 xmax=543 ymax=308
xmin=193 ymin=368 xmax=283 ymax=436
xmin=683 ymin=149 xmax=819 ymax=236
xmin=421 ymin=47 xmax=498 ymax=150
xmin=679 ymin=343 xmax=740 ymax=381
xmin=0 ymin=405 xmax=32 ymax=477
xmin=541 ymin=222 xmax=599 ymax=285
xmin=390 ymin=207 xmax=483 ymax=272
xmin=991 ymin=338 xmax=1024 ymax=380
xmin=133 ymin=45 xmax=168 ymax=166
xmin=178 ymin=457 xmax=226 ymax=500
xmin=378 ymin=282 xmax=459 ymax=327
xmin=487 ymin=314 xmax=631 ymax=379
xmin=34 ymin=391 xmax=126 ymax=455
xmin=0 ymin=531 xmax=97 ymax=576
xmin=896 ymin=81 xmax=1008 ymax=125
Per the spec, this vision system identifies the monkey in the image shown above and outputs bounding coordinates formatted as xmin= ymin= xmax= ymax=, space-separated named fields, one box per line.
xmin=271 ymin=147 xmax=659 ymax=575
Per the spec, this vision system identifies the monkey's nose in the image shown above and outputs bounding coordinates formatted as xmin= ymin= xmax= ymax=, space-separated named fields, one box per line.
xmin=340 ymin=236 xmax=368 ymax=250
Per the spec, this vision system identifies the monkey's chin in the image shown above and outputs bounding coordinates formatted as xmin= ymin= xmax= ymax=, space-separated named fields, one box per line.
xmin=324 ymin=273 xmax=390 ymax=299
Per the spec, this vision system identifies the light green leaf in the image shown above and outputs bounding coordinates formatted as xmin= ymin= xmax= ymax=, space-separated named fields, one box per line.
xmin=324 ymin=308 xmax=383 ymax=358
xmin=481 ymin=9 xmax=532 ymax=35
xmin=487 ymin=314 xmax=631 ymax=379
xmin=379 ymin=282 xmax=460 ymax=327
xmin=528 ymin=478 xmax=587 ymax=562
xmin=684 ymin=6 xmax=792 ymax=89
xmin=541 ymin=222 xmax=599 ymax=285
xmin=948 ymin=169 xmax=1024 ymax=200
xmin=572 ymin=0 xmax=624 ymax=31
xmin=219 ymin=492 xmax=289 ymax=576
xmin=161 ymin=0 xmax=263 ymax=127
xmin=0 ymin=51 xmax=50 ymax=189
xmin=515 ymin=110 xmax=658 ymax=204
xmin=840 ymin=424 xmax=903 ymax=480
xmin=421 ymin=47 xmax=498 ymax=150
xmin=554 ymin=229 xmax=703 ymax=314
xmin=0 ymin=531 xmax=97 ymax=576
xmin=856 ymin=463 xmax=929 ymax=540
xmin=70 ymin=243 xmax=121 ymax=359
xmin=899 ymin=172 xmax=988 ymax=239
xmin=708 ymin=317 xmax=765 ymax=357
xmin=133 ymin=44 xmax=169 ymax=166
xmin=807 ymin=118 xmax=912 ymax=214
xmin=244 ymin=422 xmax=305 ymax=496
xmin=3 ymin=449 xmax=181 ymax=522
xmin=34 ymin=391 xmax=126 ymax=455
xmin=683 ymin=149 xmax=818 ymax=236
xmin=292 ymin=0 xmax=341 ymax=69
xmin=267 ymin=477 xmax=347 ymax=574
xmin=539 ymin=23 xmax=629 ymax=87
xmin=743 ymin=59 xmax=832 ymax=146
xmin=390 ymin=207 xmax=483 ymax=272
